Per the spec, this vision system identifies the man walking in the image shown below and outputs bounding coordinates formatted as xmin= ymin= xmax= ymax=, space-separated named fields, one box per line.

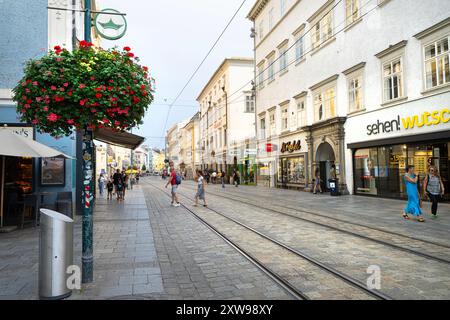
xmin=165 ymin=163 xmax=180 ymax=207
xmin=221 ymin=170 xmax=226 ymax=188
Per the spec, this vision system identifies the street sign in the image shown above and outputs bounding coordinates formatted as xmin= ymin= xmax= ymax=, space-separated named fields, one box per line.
xmin=94 ymin=8 xmax=127 ymax=40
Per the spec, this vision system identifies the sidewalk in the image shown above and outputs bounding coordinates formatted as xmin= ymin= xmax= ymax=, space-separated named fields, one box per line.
xmin=0 ymin=185 xmax=163 ymax=299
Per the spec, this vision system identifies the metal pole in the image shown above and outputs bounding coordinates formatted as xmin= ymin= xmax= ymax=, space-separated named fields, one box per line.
xmin=82 ymin=0 xmax=93 ymax=284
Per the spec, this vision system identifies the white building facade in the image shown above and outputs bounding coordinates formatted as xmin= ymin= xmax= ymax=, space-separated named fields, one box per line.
xmin=197 ymin=58 xmax=256 ymax=181
xmin=249 ymin=0 xmax=450 ymax=199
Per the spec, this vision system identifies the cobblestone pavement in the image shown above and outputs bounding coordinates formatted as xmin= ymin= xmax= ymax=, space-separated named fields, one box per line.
xmin=172 ymin=180 xmax=450 ymax=299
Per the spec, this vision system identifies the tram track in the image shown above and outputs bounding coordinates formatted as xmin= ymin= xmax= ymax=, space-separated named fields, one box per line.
xmin=180 ymin=183 xmax=450 ymax=265
xmin=147 ymin=181 xmax=391 ymax=300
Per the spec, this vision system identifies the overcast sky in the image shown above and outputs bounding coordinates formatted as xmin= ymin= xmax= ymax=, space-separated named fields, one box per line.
xmin=99 ymin=0 xmax=255 ymax=148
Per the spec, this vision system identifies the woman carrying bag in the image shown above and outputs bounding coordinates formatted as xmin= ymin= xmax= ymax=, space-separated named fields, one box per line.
xmin=423 ymin=165 xmax=445 ymax=218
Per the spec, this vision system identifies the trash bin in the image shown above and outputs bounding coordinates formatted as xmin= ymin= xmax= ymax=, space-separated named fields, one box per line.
xmin=329 ymin=178 xmax=339 ymax=196
xmin=39 ymin=208 xmax=74 ymax=300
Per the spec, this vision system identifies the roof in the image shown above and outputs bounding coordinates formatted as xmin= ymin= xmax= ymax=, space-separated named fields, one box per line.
xmin=247 ymin=0 xmax=270 ymax=21
xmin=196 ymin=58 xmax=254 ymax=101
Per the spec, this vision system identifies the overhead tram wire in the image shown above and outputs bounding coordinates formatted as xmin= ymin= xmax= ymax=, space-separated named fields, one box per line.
xmin=161 ymin=0 xmax=248 ymax=136
xmin=226 ymin=0 xmax=378 ymax=102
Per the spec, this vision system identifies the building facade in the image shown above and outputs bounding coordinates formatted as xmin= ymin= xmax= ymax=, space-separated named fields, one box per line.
xmin=167 ymin=120 xmax=188 ymax=169
xmin=197 ymin=58 xmax=256 ymax=180
xmin=0 ymin=0 xmax=100 ymax=227
xmin=248 ymin=0 xmax=450 ymax=199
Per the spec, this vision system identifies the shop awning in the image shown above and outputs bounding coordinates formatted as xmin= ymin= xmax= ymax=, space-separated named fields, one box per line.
xmin=94 ymin=127 xmax=145 ymax=150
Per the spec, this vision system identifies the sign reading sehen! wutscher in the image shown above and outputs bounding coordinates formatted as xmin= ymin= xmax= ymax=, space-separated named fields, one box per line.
xmin=366 ymin=108 xmax=449 ymax=136
xmin=281 ymin=140 xmax=301 ymax=153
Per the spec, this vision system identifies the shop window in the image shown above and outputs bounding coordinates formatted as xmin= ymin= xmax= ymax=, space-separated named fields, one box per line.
xmin=424 ymin=35 xmax=450 ymax=89
xmin=354 ymin=148 xmax=378 ymax=195
xmin=278 ymin=156 xmax=306 ymax=185
xmin=383 ymin=57 xmax=404 ymax=102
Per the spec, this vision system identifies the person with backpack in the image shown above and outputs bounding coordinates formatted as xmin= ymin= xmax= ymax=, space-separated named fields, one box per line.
xmin=113 ymin=169 xmax=124 ymax=201
xmin=423 ymin=165 xmax=445 ymax=218
xmin=165 ymin=164 xmax=181 ymax=207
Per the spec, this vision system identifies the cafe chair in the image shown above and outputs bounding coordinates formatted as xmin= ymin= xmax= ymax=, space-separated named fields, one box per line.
xmin=20 ymin=194 xmax=37 ymax=229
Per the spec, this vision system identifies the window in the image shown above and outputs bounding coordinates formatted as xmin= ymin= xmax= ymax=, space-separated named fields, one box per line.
xmin=245 ymin=95 xmax=255 ymax=113
xmin=296 ymin=98 xmax=306 ymax=127
xmin=279 ymin=46 xmax=288 ymax=73
xmin=269 ymin=8 xmax=274 ymax=30
xmin=260 ymin=117 xmax=266 ymax=139
xmin=269 ymin=111 xmax=276 ymax=136
xmin=383 ymin=57 xmax=403 ymax=102
xmin=281 ymin=106 xmax=288 ymax=131
xmin=348 ymin=74 xmax=363 ymax=112
xmin=259 ymin=20 xmax=264 ymax=40
xmin=280 ymin=0 xmax=286 ymax=16
xmin=258 ymin=64 xmax=265 ymax=88
xmin=424 ymin=35 xmax=450 ymax=89
xmin=311 ymin=11 xmax=333 ymax=50
xmin=268 ymin=57 xmax=275 ymax=82
xmin=295 ymin=34 xmax=304 ymax=61
xmin=314 ymin=87 xmax=335 ymax=122
xmin=345 ymin=0 xmax=360 ymax=25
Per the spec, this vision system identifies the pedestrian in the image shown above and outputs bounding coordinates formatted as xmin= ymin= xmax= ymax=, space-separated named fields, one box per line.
xmin=330 ymin=164 xmax=337 ymax=179
xmin=313 ymin=168 xmax=322 ymax=194
xmin=165 ymin=164 xmax=180 ymax=207
xmin=194 ymin=170 xmax=207 ymax=207
xmin=130 ymin=173 xmax=136 ymax=190
xmin=106 ymin=179 xmax=114 ymax=200
xmin=98 ymin=173 xmax=106 ymax=196
xmin=212 ymin=171 xmax=217 ymax=184
xmin=113 ymin=169 xmax=123 ymax=200
xmin=233 ymin=170 xmax=240 ymax=187
xmin=122 ymin=172 xmax=129 ymax=200
xmin=402 ymin=165 xmax=424 ymax=222
xmin=221 ymin=170 xmax=226 ymax=188
xmin=136 ymin=173 xmax=140 ymax=185
xmin=204 ymin=171 xmax=210 ymax=184
xmin=423 ymin=165 xmax=445 ymax=218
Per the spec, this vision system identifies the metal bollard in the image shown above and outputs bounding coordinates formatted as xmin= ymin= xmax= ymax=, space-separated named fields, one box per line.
xmin=39 ymin=209 xmax=74 ymax=300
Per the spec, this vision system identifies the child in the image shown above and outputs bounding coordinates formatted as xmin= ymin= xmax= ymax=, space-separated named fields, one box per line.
xmin=107 ymin=180 xmax=114 ymax=200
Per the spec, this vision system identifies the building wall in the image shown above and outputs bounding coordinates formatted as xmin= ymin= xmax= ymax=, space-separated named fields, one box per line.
xmin=249 ymin=0 xmax=450 ymax=192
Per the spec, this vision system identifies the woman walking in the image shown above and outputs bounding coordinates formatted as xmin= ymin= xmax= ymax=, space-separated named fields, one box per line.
xmin=98 ymin=173 xmax=106 ymax=196
xmin=423 ymin=165 xmax=445 ymax=218
xmin=313 ymin=168 xmax=322 ymax=194
xmin=403 ymin=165 xmax=424 ymax=222
xmin=194 ymin=170 xmax=207 ymax=207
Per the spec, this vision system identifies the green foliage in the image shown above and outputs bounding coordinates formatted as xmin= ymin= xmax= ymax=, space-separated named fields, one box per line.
xmin=13 ymin=43 xmax=155 ymax=137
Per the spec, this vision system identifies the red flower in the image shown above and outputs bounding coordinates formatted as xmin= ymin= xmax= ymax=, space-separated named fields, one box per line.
xmin=94 ymin=87 xmax=102 ymax=92
xmin=32 ymin=81 xmax=39 ymax=86
xmin=79 ymin=84 xmax=86 ymax=89
xmin=90 ymin=76 xmax=95 ymax=81
xmin=123 ymin=46 xmax=131 ymax=52
xmin=95 ymin=93 xmax=102 ymax=99
xmin=143 ymin=66 xmax=148 ymax=72
xmin=63 ymin=82 xmax=69 ymax=87
xmin=26 ymin=99 xmax=32 ymax=104
xmin=67 ymin=119 xmax=75 ymax=125
xmin=80 ymin=99 xmax=88 ymax=106
xmin=80 ymin=40 xmax=88 ymax=47
xmin=47 ymin=113 xmax=58 ymax=122
xmin=32 ymin=119 xmax=39 ymax=125
xmin=54 ymin=45 xmax=61 ymax=51
xmin=127 ymin=52 xmax=134 ymax=58
xmin=43 ymin=106 xmax=49 ymax=111
xmin=51 ymin=86 xmax=57 ymax=91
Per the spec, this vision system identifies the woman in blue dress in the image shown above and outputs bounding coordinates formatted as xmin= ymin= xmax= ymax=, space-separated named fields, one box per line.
xmin=402 ymin=165 xmax=424 ymax=222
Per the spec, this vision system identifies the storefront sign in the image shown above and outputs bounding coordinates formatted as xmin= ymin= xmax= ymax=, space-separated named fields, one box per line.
xmin=244 ymin=149 xmax=257 ymax=156
xmin=281 ymin=140 xmax=301 ymax=153
xmin=366 ymin=108 xmax=449 ymax=136
xmin=94 ymin=9 xmax=127 ymax=40
xmin=2 ymin=126 xmax=33 ymax=140
xmin=229 ymin=150 xmax=241 ymax=157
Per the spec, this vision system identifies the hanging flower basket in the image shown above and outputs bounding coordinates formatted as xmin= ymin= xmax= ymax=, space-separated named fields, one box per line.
xmin=12 ymin=41 xmax=155 ymax=137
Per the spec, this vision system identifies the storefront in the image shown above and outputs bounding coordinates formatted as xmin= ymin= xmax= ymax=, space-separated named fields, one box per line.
xmin=276 ymin=134 xmax=308 ymax=189
xmin=346 ymin=92 xmax=450 ymax=201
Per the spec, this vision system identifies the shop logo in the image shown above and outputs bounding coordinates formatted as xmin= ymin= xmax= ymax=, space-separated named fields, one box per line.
xmin=366 ymin=108 xmax=449 ymax=136
xmin=281 ymin=140 xmax=301 ymax=153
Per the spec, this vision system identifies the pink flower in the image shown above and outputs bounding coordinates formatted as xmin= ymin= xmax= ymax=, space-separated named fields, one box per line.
xmin=32 ymin=119 xmax=39 ymax=125
xmin=79 ymin=84 xmax=86 ymax=89
xmin=51 ymin=86 xmax=57 ymax=91
xmin=43 ymin=106 xmax=49 ymax=111
xmin=47 ymin=113 xmax=58 ymax=122
xmin=63 ymin=82 xmax=69 ymax=87
xmin=67 ymin=119 xmax=75 ymax=125
xmin=95 ymin=93 xmax=102 ymax=99
xmin=36 ymin=97 xmax=42 ymax=102
xmin=32 ymin=81 xmax=38 ymax=86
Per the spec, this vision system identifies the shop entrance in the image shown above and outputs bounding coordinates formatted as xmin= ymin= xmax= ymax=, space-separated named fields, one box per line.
xmin=316 ymin=142 xmax=335 ymax=191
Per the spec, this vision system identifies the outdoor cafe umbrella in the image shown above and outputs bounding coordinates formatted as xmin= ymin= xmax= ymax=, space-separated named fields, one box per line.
xmin=0 ymin=129 xmax=73 ymax=228
xmin=125 ymin=169 xmax=139 ymax=174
